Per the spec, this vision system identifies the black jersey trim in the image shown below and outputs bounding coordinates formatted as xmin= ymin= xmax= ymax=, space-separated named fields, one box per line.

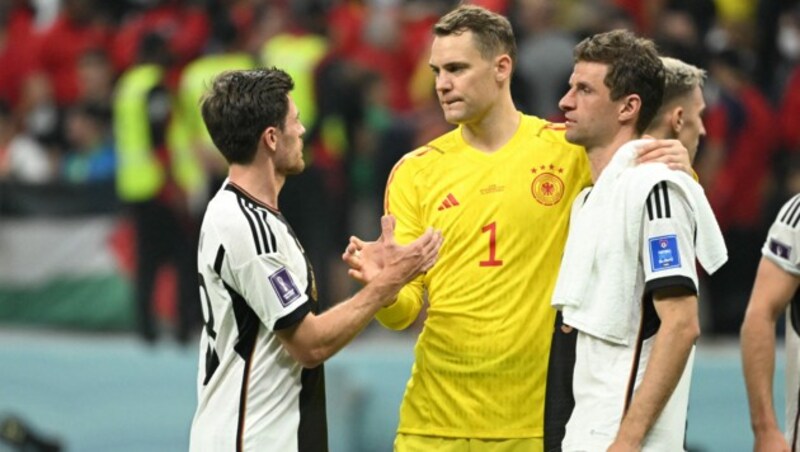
xmin=235 ymin=197 xmax=263 ymax=255
xmin=781 ymin=195 xmax=800 ymax=227
xmin=624 ymin=299 xmax=647 ymax=414
xmin=213 ymin=245 xmax=225 ymax=275
xmin=259 ymin=209 xmax=278 ymax=252
xmin=544 ymin=311 xmax=577 ymax=451
xmin=644 ymin=275 xmax=697 ymax=297
xmin=226 ymin=184 xmax=279 ymax=255
xmin=236 ymin=336 xmax=257 ymax=452
xmin=298 ymin=365 xmax=329 ymax=451
xmin=646 ymin=182 xmax=672 ymax=221
xmin=274 ymin=301 xmax=312 ymax=331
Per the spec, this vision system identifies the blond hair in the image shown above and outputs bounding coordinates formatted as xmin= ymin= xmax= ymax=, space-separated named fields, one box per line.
xmin=660 ymin=56 xmax=706 ymax=105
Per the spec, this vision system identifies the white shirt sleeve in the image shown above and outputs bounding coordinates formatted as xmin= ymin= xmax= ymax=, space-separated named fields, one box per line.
xmin=641 ymin=181 xmax=699 ymax=295
xmin=762 ymin=194 xmax=800 ymax=276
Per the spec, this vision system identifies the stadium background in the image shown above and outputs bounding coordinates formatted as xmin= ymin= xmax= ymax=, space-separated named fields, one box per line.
xmin=2 ymin=0 xmax=799 ymax=450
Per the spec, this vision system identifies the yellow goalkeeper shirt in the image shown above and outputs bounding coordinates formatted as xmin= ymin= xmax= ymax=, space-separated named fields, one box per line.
xmin=378 ymin=113 xmax=591 ymax=439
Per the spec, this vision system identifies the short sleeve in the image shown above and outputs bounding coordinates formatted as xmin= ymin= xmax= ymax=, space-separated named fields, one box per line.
xmin=762 ymin=194 xmax=800 ymax=276
xmin=641 ymin=181 xmax=698 ymax=296
xmin=235 ymin=252 xmax=311 ymax=332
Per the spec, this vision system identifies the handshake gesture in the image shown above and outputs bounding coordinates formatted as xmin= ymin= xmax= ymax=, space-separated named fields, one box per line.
xmin=342 ymin=216 xmax=442 ymax=305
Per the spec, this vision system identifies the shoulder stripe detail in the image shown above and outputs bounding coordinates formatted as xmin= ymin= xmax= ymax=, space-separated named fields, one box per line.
xmin=661 ymin=181 xmax=671 ymax=218
xmin=236 ymin=197 xmax=263 ymax=254
xmin=236 ymin=198 xmax=277 ymax=255
xmin=213 ymin=245 xmax=225 ymax=275
xmin=258 ymin=209 xmax=278 ymax=251
xmin=781 ymin=195 xmax=800 ymax=226
xmin=646 ymin=182 xmax=671 ymax=221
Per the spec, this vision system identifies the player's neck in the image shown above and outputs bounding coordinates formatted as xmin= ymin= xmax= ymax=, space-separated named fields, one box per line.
xmin=228 ymin=162 xmax=283 ymax=208
xmin=461 ymin=100 xmax=520 ymax=153
xmin=586 ymin=130 xmax=639 ymax=183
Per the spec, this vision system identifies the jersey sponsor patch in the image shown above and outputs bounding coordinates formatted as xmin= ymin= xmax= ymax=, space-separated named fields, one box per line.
xmin=769 ymin=238 xmax=792 ymax=260
xmin=649 ymin=235 xmax=682 ymax=271
xmin=269 ymin=267 xmax=301 ymax=306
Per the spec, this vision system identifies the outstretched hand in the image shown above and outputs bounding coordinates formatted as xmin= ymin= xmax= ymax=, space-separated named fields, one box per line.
xmin=636 ymin=138 xmax=692 ymax=175
xmin=341 ymin=215 xmax=442 ymax=287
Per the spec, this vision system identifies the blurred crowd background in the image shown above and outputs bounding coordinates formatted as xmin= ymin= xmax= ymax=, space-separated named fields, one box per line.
xmin=1 ymin=0 xmax=800 ymax=344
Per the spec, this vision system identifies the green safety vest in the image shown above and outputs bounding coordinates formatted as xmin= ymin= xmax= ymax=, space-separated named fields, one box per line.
xmin=114 ymin=64 xmax=204 ymax=202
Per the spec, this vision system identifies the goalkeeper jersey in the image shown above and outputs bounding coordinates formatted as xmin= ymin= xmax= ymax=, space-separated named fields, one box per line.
xmin=378 ymin=113 xmax=591 ymax=438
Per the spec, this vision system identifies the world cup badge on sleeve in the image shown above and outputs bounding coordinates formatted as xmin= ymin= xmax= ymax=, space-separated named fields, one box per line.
xmin=269 ymin=267 xmax=301 ymax=307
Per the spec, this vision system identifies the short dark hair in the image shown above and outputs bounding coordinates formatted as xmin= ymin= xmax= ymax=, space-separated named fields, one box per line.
xmin=573 ymin=29 xmax=664 ymax=134
xmin=201 ymin=68 xmax=294 ymax=165
xmin=434 ymin=5 xmax=516 ymax=66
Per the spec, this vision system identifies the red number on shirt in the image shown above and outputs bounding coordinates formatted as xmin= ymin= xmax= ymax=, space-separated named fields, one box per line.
xmin=480 ymin=222 xmax=503 ymax=267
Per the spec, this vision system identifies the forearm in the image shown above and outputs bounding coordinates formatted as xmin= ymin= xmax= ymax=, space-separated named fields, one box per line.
xmin=282 ymin=279 xmax=402 ymax=368
xmin=741 ymin=309 xmax=780 ymax=433
xmin=616 ymin=320 xmax=698 ymax=446
xmin=376 ymin=280 xmax=424 ymax=330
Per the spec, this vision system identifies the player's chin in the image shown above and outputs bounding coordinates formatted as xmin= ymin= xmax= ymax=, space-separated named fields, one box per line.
xmin=287 ymin=160 xmax=306 ymax=175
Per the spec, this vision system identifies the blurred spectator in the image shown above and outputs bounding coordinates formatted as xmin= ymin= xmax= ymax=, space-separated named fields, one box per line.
xmin=60 ymin=102 xmax=115 ymax=183
xmin=260 ymin=0 xmax=335 ymax=302
xmin=0 ymin=0 xmax=38 ymax=109
xmin=76 ymin=48 xmax=115 ymax=108
xmin=32 ymin=0 xmax=114 ymax=107
xmin=260 ymin=1 xmax=328 ymax=137
xmin=515 ymin=0 xmax=577 ymax=120
xmin=177 ymin=0 xmax=255 ymax=198
xmin=653 ymin=7 xmax=708 ymax=69
xmin=696 ymin=48 xmax=779 ymax=334
xmin=0 ymin=101 xmax=52 ymax=183
xmin=113 ymin=0 xmax=210 ymax=87
xmin=114 ymin=32 xmax=203 ymax=344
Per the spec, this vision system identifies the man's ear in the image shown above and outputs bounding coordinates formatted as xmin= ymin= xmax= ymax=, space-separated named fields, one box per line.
xmin=261 ymin=126 xmax=278 ymax=152
xmin=619 ymin=94 xmax=641 ymax=124
xmin=495 ymin=54 xmax=513 ymax=82
xmin=670 ymin=106 xmax=685 ymax=133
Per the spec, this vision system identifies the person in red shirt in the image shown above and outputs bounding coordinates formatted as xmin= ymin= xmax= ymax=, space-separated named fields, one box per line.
xmin=696 ymin=48 xmax=780 ymax=335
xmin=32 ymin=0 xmax=115 ymax=107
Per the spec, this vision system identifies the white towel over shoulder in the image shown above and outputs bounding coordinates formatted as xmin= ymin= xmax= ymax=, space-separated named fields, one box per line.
xmin=551 ymin=140 xmax=727 ymax=346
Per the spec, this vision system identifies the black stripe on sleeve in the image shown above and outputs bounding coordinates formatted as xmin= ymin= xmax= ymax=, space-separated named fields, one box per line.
xmin=646 ymin=183 xmax=674 ymax=221
xmin=236 ymin=198 xmax=262 ymax=255
xmin=781 ymin=195 xmax=800 ymax=224
xmin=660 ymin=181 xmax=671 ymax=218
xmin=785 ymin=197 xmax=800 ymax=227
xmin=247 ymin=202 xmax=271 ymax=254
xmin=259 ymin=209 xmax=277 ymax=253
xmin=792 ymin=206 xmax=800 ymax=229
xmin=653 ymin=184 xmax=663 ymax=219
xmin=213 ymin=245 xmax=225 ymax=275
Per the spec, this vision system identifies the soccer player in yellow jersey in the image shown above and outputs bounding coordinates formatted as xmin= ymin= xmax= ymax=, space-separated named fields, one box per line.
xmin=344 ymin=6 xmax=691 ymax=452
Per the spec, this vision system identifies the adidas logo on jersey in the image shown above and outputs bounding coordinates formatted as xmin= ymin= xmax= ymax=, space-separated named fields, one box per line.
xmin=437 ymin=193 xmax=460 ymax=211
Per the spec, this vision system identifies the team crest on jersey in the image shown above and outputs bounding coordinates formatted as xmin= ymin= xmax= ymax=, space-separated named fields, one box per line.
xmin=649 ymin=235 xmax=681 ymax=271
xmin=269 ymin=267 xmax=301 ymax=307
xmin=530 ymin=164 xmax=565 ymax=206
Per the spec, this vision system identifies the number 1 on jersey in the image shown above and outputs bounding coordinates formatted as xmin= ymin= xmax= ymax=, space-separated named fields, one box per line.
xmin=480 ymin=222 xmax=503 ymax=267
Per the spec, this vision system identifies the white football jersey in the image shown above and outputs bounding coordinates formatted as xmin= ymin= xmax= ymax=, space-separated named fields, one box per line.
xmin=189 ymin=181 xmax=327 ymax=452
xmin=762 ymin=193 xmax=800 ymax=449
xmin=563 ymin=181 xmax=698 ymax=451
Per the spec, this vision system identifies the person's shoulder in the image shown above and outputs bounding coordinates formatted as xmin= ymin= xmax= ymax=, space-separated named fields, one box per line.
xmin=525 ymin=115 xmax=583 ymax=151
xmin=772 ymin=193 xmax=800 ymax=230
xmin=389 ymin=130 xmax=459 ymax=174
